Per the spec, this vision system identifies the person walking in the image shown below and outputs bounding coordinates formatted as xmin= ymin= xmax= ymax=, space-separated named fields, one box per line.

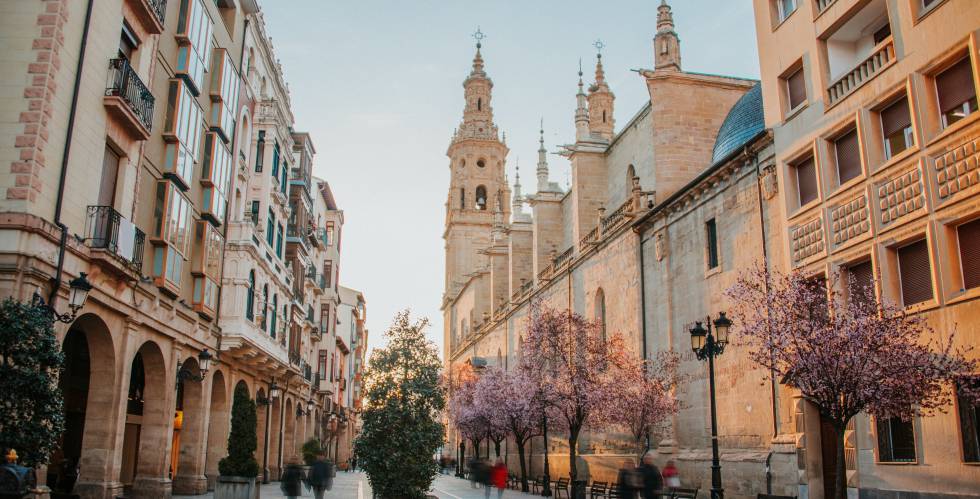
xmin=280 ymin=461 xmax=307 ymax=499
xmin=308 ymin=453 xmax=335 ymax=499
xmin=662 ymin=460 xmax=680 ymax=489
xmin=638 ymin=453 xmax=664 ymax=499
xmin=616 ymin=464 xmax=638 ymax=499
xmin=491 ymin=458 xmax=507 ymax=499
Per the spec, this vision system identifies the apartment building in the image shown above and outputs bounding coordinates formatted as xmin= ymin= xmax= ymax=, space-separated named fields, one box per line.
xmin=0 ymin=1 xmax=366 ymax=497
xmin=330 ymin=286 xmax=366 ymax=467
xmin=752 ymin=0 xmax=980 ymax=498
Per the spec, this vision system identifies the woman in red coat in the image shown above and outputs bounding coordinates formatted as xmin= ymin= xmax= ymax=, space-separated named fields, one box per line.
xmin=490 ymin=459 xmax=507 ymax=498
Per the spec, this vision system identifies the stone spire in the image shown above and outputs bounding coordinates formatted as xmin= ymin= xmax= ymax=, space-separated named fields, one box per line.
xmin=588 ymin=41 xmax=615 ymax=140
xmin=512 ymin=159 xmax=523 ymax=214
xmin=655 ymin=1 xmax=681 ymax=71
xmin=537 ymin=119 xmax=552 ymax=192
xmin=575 ymin=60 xmax=590 ymax=142
xmin=456 ymin=28 xmax=499 ymax=143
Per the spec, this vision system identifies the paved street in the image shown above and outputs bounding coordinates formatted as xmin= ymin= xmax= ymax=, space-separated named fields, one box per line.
xmin=174 ymin=471 xmax=541 ymax=498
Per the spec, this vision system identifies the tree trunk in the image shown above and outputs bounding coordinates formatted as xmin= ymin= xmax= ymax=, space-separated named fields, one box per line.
xmin=568 ymin=429 xmax=579 ymax=485
xmin=516 ymin=439 xmax=529 ymax=492
xmin=494 ymin=440 xmax=501 ymax=459
xmin=834 ymin=424 xmax=847 ymax=499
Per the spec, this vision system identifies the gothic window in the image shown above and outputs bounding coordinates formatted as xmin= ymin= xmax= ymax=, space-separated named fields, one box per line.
xmin=475 ymin=185 xmax=487 ymax=210
xmin=594 ymin=288 xmax=606 ymax=340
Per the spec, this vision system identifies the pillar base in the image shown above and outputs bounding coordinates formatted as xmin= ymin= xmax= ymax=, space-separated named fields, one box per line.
xmin=72 ymin=480 xmax=124 ymax=499
xmin=172 ymin=474 xmax=208 ymax=495
xmin=131 ymin=476 xmax=172 ymax=499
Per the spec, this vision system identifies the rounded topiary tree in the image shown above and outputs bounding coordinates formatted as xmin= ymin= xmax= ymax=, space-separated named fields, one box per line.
xmin=0 ymin=298 xmax=65 ymax=467
xmin=355 ymin=310 xmax=444 ymax=499
xmin=218 ymin=383 xmax=259 ymax=477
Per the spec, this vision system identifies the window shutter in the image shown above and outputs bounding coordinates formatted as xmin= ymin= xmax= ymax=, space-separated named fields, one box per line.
xmin=958 ymin=378 xmax=980 ymax=463
xmin=937 ymin=57 xmax=976 ymax=114
xmin=898 ymin=239 xmax=933 ymax=306
xmin=847 ymin=260 xmax=874 ymax=304
xmin=957 ymin=218 xmax=980 ymax=290
xmin=795 ymin=156 xmax=818 ymax=205
xmin=835 ymin=129 xmax=861 ymax=183
xmin=881 ymin=96 xmax=912 ymax=138
xmin=787 ymin=68 xmax=806 ymax=110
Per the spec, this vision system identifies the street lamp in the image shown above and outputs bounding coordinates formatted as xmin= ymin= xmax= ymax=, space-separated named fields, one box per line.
xmin=176 ymin=349 xmax=213 ymax=382
xmin=269 ymin=381 xmax=281 ymax=400
xmin=32 ymin=272 xmax=93 ymax=323
xmin=306 ymin=399 xmax=314 ymax=412
xmin=689 ymin=312 xmax=732 ymax=499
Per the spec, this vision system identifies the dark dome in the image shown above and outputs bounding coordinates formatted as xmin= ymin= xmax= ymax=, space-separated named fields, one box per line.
xmin=711 ymin=83 xmax=764 ymax=165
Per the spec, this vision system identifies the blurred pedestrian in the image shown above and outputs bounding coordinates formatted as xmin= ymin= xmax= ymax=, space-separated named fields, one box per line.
xmin=308 ymin=452 xmax=334 ymax=499
xmin=468 ymin=456 xmax=479 ymax=488
xmin=352 ymin=454 xmax=358 ymax=472
xmin=280 ymin=461 xmax=307 ymax=499
xmin=616 ymin=464 xmax=638 ymax=499
xmin=638 ymin=453 xmax=663 ymax=499
xmin=662 ymin=460 xmax=680 ymax=489
xmin=491 ymin=458 xmax=507 ymax=499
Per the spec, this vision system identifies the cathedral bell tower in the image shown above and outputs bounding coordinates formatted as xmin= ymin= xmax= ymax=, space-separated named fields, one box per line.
xmin=444 ymin=29 xmax=510 ymax=295
xmin=654 ymin=0 xmax=681 ymax=71
xmin=587 ymin=41 xmax=615 ymax=141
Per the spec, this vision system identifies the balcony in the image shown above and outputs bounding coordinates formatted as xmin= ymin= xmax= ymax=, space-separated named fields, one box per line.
xmin=823 ymin=0 xmax=895 ymax=107
xmin=84 ymin=206 xmax=145 ymax=278
xmin=126 ymin=0 xmax=166 ymax=35
xmin=815 ymin=0 xmax=838 ymax=14
xmin=104 ymin=58 xmax=154 ymax=140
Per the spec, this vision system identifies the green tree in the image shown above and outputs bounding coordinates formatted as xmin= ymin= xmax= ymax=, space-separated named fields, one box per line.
xmin=354 ymin=310 xmax=444 ymax=499
xmin=0 ymin=298 xmax=65 ymax=467
xmin=218 ymin=383 xmax=259 ymax=477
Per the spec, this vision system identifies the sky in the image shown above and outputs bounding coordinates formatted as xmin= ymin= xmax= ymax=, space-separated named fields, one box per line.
xmin=260 ymin=0 xmax=761 ymax=358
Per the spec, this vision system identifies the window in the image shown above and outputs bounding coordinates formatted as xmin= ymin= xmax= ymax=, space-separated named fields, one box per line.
xmin=477 ymin=159 xmax=486 ymax=168
xmin=280 ymin=161 xmax=288 ymax=194
xmin=266 ymin=208 xmax=275 ymax=247
xmin=834 ymin=128 xmax=861 ymax=184
xmin=775 ymin=0 xmax=796 ymax=22
xmin=475 ymin=185 xmax=487 ymax=210
xmin=957 ymin=377 xmax=980 ymax=463
xmin=249 ymin=200 xmax=259 ymax=225
xmin=209 ymin=48 xmax=240 ymax=142
xmin=192 ymin=220 xmax=223 ymax=280
xmin=275 ymin=223 xmax=283 ymax=258
xmin=459 ymin=188 xmax=466 ymax=209
xmin=318 ymin=351 xmax=328 ymax=380
xmin=119 ymin=24 xmax=137 ymax=61
xmin=271 ymin=141 xmax=280 ymax=178
xmin=793 ymin=155 xmax=818 ymax=206
xmin=786 ymin=67 xmax=806 ymax=111
xmin=175 ymin=0 xmax=213 ymax=95
xmin=246 ymin=270 xmax=255 ymax=321
xmin=873 ymin=23 xmax=892 ymax=45
xmin=876 ymin=416 xmax=916 ymax=462
xmin=255 ymin=130 xmax=265 ymax=172
xmin=594 ymin=288 xmax=606 ymax=340
xmin=957 ymin=218 xmax=980 ymax=290
xmin=99 ymin=145 xmax=120 ymax=207
xmin=936 ymin=57 xmax=978 ymax=129
xmin=163 ymin=79 xmax=204 ymax=189
xmin=325 ymin=221 xmax=335 ymax=246
xmin=898 ymin=238 xmax=933 ymax=306
xmin=846 ymin=260 xmax=874 ymax=307
xmin=881 ymin=96 xmax=914 ymax=159
xmin=151 ymin=181 xmax=191 ymax=292
xmin=201 ymin=132 xmax=232 ymax=225
xmin=261 ymin=284 xmax=268 ymax=330
xmin=705 ymin=218 xmax=719 ymax=269
xmin=324 ymin=260 xmax=333 ymax=287
xmin=271 ymin=294 xmax=278 ymax=336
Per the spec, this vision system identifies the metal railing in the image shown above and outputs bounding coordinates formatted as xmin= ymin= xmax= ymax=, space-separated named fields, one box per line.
xmin=85 ymin=205 xmax=145 ymax=273
xmin=147 ymin=0 xmax=167 ymax=25
xmin=105 ymin=58 xmax=154 ymax=131
xmin=827 ymin=39 xmax=895 ymax=107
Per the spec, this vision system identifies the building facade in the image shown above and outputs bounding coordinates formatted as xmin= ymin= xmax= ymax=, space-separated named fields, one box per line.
xmin=752 ymin=0 xmax=980 ymax=498
xmin=0 ymin=1 xmax=366 ymax=498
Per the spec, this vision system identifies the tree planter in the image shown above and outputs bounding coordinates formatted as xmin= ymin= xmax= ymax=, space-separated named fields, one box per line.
xmin=214 ymin=476 xmax=259 ymax=499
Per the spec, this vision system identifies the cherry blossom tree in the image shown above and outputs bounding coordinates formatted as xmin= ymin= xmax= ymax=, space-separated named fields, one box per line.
xmin=617 ymin=353 xmax=683 ymax=457
xmin=472 ymin=370 xmax=509 ymax=459
xmin=519 ymin=304 xmax=635 ymax=494
xmin=446 ymin=364 xmax=485 ymax=459
xmin=726 ymin=267 xmax=979 ymax=499
xmin=472 ymin=367 xmax=541 ymax=491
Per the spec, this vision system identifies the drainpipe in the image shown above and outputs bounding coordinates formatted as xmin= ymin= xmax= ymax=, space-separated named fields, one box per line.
xmin=48 ymin=0 xmax=95 ymax=306
xmin=637 ymin=230 xmax=648 ymax=362
xmin=752 ymin=145 xmax=779 ymax=439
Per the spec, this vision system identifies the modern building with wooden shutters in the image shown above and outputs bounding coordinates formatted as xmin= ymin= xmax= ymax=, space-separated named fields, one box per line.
xmin=751 ymin=0 xmax=980 ymax=497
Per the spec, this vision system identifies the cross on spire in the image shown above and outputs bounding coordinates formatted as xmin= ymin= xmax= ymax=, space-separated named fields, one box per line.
xmin=472 ymin=27 xmax=486 ymax=48
xmin=593 ymin=39 xmax=605 ymax=55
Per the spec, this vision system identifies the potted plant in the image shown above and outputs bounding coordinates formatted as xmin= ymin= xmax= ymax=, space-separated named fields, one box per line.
xmin=215 ymin=384 xmax=260 ymax=499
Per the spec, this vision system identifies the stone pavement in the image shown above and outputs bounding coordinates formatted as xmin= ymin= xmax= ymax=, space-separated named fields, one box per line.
xmin=173 ymin=471 xmax=542 ymax=498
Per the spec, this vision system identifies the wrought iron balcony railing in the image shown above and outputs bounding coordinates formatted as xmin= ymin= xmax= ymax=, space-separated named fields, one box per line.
xmin=105 ymin=58 xmax=154 ymax=132
xmin=148 ymin=0 xmax=166 ymax=24
xmin=85 ymin=205 xmax=145 ymax=273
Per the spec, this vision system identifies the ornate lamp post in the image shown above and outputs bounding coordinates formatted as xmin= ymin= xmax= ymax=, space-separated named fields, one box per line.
xmin=540 ymin=411 xmax=552 ymax=497
xmin=32 ymin=272 xmax=92 ymax=323
xmin=689 ymin=312 xmax=732 ymax=499
xmin=176 ymin=349 xmax=213 ymax=382
xmin=260 ymin=379 xmax=280 ymax=483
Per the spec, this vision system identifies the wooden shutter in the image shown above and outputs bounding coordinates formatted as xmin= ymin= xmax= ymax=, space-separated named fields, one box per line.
xmin=847 ymin=260 xmax=874 ymax=304
xmin=957 ymin=218 xmax=980 ymax=289
xmin=881 ymin=96 xmax=912 ymax=138
xmin=937 ymin=57 xmax=977 ymax=114
xmin=898 ymin=239 xmax=933 ymax=306
xmin=795 ymin=156 xmax=818 ymax=205
xmin=787 ymin=68 xmax=806 ymax=110
xmin=835 ymin=128 xmax=861 ymax=183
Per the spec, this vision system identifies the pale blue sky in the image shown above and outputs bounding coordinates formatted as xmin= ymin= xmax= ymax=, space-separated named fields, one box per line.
xmin=260 ymin=0 xmax=761 ymax=356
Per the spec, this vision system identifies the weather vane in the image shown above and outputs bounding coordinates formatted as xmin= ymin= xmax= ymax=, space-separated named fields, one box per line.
xmin=594 ymin=39 xmax=605 ymax=55
xmin=473 ymin=27 xmax=486 ymax=48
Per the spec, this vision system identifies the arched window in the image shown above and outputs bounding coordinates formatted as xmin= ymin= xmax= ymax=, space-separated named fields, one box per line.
xmin=261 ymin=284 xmax=269 ymax=330
xmin=271 ymin=294 xmax=278 ymax=337
xmin=460 ymin=188 xmax=465 ymax=209
xmin=594 ymin=288 xmax=606 ymax=340
xmin=246 ymin=270 xmax=255 ymax=321
xmin=477 ymin=98 xmax=482 ymax=111
xmin=602 ymin=110 xmax=607 ymax=123
xmin=475 ymin=185 xmax=487 ymax=210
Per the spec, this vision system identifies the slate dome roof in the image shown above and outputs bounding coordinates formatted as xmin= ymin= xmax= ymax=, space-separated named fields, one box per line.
xmin=711 ymin=83 xmax=764 ymax=165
